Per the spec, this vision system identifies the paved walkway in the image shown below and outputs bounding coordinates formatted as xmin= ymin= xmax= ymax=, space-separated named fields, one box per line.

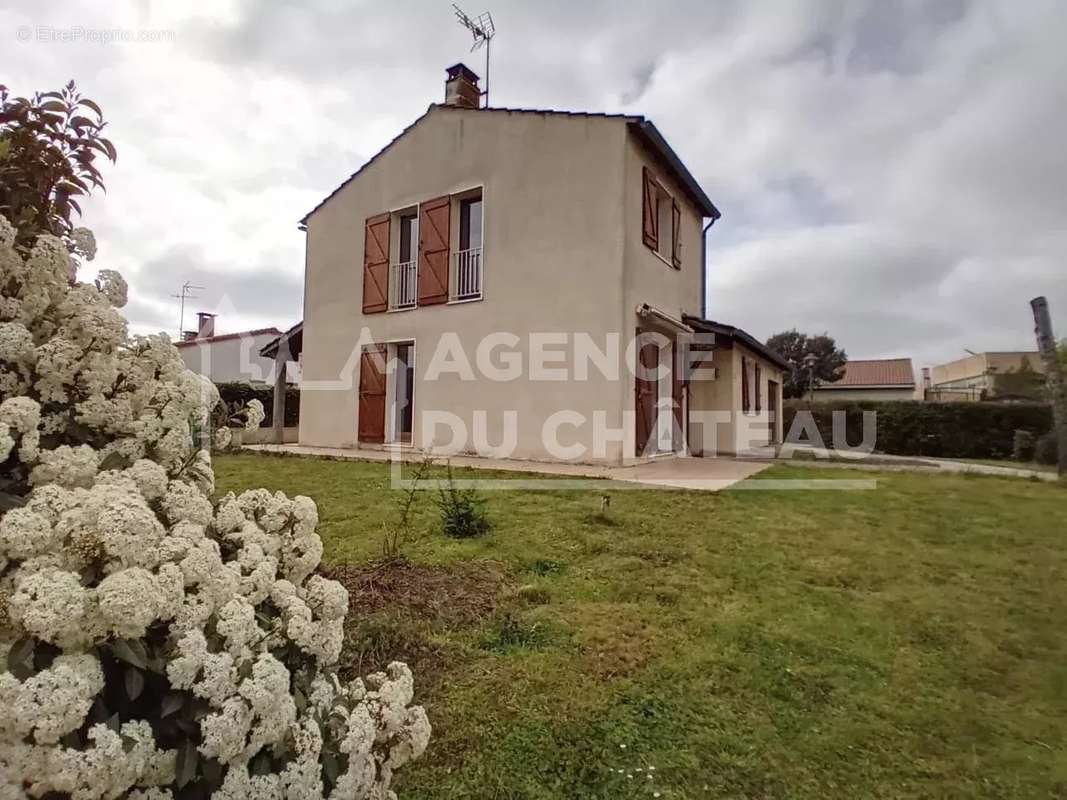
xmin=771 ymin=446 xmax=1059 ymax=482
xmin=243 ymin=444 xmax=770 ymax=491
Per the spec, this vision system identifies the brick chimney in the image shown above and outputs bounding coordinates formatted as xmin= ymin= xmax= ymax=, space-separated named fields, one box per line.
xmin=922 ymin=367 xmax=931 ymax=388
xmin=196 ymin=312 xmax=216 ymax=339
xmin=444 ymin=63 xmax=481 ymax=109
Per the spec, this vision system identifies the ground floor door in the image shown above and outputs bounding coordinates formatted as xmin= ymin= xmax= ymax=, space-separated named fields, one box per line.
xmin=635 ymin=335 xmax=659 ymax=456
xmin=390 ymin=341 xmax=415 ymax=444
xmin=636 ymin=332 xmax=685 ymax=457
xmin=358 ymin=344 xmax=386 ymax=443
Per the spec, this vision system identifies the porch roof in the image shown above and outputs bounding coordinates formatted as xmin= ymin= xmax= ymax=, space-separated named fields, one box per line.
xmin=260 ymin=320 xmax=303 ymax=360
xmin=682 ymin=315 xmax=790 ymax=371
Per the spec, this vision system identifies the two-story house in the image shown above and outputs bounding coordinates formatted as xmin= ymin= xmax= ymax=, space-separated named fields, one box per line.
xmin=293 ymin=64 xmax=786 ymax=464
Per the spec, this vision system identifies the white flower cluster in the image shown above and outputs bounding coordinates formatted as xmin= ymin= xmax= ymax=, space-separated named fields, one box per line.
xmin=243 ymin=399 xmax=266 ymax=432
xmin=0 ymin=217 xmax=429 ymax=798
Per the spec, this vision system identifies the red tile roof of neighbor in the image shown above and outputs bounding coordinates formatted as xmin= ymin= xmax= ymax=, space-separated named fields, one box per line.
xmin=174 ymin=328 xmax=282 ymax=348
xmin=828 ymin=358 xmax=916 ymax=387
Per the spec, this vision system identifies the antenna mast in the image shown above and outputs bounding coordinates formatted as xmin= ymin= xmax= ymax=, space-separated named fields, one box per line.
xmin=453 ymin=4 xmax=496 ymax=106
xmin=171 ymin=281 xmax=205 ymax=340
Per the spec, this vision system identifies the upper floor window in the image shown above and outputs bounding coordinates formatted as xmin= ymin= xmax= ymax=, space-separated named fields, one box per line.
xmin=364 ymin=188 xmax=484 ymax=315
xmin=389 ymin=209 xmax=419 ymax=310
xmin=642 ymin=166 xmax=681 ymax=269
xmin=453 ymin=190 xmax=483 ymax=302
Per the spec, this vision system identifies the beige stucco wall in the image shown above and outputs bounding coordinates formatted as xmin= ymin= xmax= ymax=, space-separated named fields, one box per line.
xmin=689 ymin=344 xmax=783 ymax=455
xmin=930 ymin=351 xmax=1042 ymax=391
xmin=300 ymin=107 xmax=640 ymax=463
xmin=809 ymin=386 xmax=916 ymax=402
xmin=618 ymin=133 xmax=708 ymax=454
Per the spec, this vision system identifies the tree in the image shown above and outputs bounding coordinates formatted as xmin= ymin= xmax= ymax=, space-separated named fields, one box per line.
xmin=991 ymin=355 xmax=1046 ymax=400
xmin=0 ymin=80 xmax=116 ymax=259
xmin=766 ymin=329 xmax=847 ymax=399
xmin=1058 ymin=338 xmax=1067 ymax=373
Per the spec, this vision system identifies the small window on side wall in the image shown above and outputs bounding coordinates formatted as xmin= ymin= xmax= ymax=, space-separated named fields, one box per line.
xmin=642 ymin=166 xmax=681 ymax=269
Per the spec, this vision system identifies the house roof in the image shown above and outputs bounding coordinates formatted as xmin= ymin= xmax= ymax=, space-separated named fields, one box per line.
xmin=299 ymin=104 xmax=720 ymax=226
xmin=826 ymin=358 xmax=915 ymax=388
xmin=174 ymin=327 xmax=281 ymax=348
xmin=683 ymin=315 xmax=790 ymax=371
xmin=260 ymin=320 xmax=303 ymax=359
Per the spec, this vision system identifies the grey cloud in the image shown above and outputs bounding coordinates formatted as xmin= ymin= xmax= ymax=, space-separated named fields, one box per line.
xmin=5 ymin=0 xmax=1066 ymax=370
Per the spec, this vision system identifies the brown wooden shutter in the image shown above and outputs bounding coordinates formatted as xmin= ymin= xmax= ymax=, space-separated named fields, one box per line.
xmin=357 ymin=344 xmax=387 ymax=443
xmin=672 ymin=339 xmax=685 ymax=451
xmin=362 ymin=214 xmax=390 ymax=314
xmin=755 ymin=364 xmax=762 ymax=412
xmin=642 ymin=167 xmax=658 ymax=250
xmin=418 ymin=195 xmax=450 ymax=305
xmin=635 ymin=332 xmax=658 ymax=456
xmin=741 ymin=356 xmax=750 ymax=413
xmin=671 ymin=199 xmax=681 ymax=269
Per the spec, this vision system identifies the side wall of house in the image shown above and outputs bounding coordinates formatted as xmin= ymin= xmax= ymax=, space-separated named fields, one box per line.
xmin=178 ymin=333 xmax=286 ymax=385
xmin=689 ymin=344 xmax=783 ymax=455
xmin=620 ymin=132 xmax=707 ymax=454
xmin=299 ymin=108 xmax=629 ymax=461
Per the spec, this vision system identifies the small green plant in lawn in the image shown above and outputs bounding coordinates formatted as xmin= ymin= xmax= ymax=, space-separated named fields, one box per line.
xmin=527 ymin=558 xmax=565 ymax=576
xmin=381 ymin=452 xmax=436 ymax=561
xmin=435 ymin=462 xmax=491 ymax=538
xmin=480 ymin=613 xmax=550 ymax=652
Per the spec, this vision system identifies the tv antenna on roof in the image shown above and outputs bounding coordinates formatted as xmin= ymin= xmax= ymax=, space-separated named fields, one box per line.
xmin=453 ymin=4 xmax=496 ymax=106
xmin=171 ymin=280 xmax=205 ymax=340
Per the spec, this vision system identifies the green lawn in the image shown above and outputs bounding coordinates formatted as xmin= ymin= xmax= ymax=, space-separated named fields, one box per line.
xmin=215 ymin=454 xmax=1067 ymax=799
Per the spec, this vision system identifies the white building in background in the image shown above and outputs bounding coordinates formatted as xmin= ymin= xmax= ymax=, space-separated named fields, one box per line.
xmin=176 ymin=312 xmax=299 ymax=385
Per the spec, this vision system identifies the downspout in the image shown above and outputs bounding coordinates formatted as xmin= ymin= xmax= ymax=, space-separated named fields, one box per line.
xmin=701 ymin=217 xmax=717 ymax=320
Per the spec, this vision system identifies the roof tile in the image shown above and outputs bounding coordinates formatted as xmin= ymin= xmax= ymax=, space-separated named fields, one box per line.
xmin=829 ymin=358 xmax=915 ymax=387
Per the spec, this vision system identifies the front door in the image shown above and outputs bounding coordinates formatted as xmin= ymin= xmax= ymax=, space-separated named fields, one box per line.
xmin=635 ymin=335 xmax=659 ymax=456
xmin=357 ymin=345 xmax=386 ymax=443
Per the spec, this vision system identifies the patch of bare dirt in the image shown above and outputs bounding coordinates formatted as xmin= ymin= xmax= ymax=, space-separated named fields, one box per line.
xmin=323 ymin=558 xmax=509 ymax=625
xmin=322 ymin=559 xmax=511 ymax=690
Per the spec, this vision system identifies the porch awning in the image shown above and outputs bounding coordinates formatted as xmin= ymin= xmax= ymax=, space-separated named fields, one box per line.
xmin=635 ymin=303 xmax=694 ymax=335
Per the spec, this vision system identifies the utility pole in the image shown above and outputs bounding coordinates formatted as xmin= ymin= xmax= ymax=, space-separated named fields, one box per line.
xmin=1030 ymin=296 xmax=1067 ymax=476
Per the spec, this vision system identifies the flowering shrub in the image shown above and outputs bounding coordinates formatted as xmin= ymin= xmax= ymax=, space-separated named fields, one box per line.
xmin=0 ymin=215 xmax=430 ymax=798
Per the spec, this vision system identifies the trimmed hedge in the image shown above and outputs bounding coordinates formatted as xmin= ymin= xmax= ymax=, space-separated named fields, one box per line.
xmin=783 ymin=400 xmax=1053 ymax=459
xmin=216 ymin=381 xmax=300 ymax=427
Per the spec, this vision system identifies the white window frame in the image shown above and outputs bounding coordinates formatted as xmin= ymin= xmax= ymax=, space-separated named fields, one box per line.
xmin=384 ymin=339 xmax=416 ymax=446
xmin=448 ymin=184 xmax=485 ymax=304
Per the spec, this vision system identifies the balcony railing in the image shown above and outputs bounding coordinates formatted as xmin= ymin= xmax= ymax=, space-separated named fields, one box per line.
xmin=389 ymin=260 xmax=417 ymax=310
xmin=451 ymin=247 xmax=482 ymax=301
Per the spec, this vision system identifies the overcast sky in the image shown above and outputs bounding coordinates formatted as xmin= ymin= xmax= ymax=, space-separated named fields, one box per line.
xmin=5 ymin=0 xmax=1066 ymax=368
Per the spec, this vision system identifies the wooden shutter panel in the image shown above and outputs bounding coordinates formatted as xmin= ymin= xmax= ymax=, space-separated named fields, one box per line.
xmin=362 ymin=214 xmax=390 ymax=314
xmin=357 ymin=345 xmax=387 ymax=443
xmin=741 ymin=356 xmax=750 ymax=412
xmin=672 ymin=340 xmax=685 ymax=451
xmin=642 ymin=167 xmax=658 ymax=250
xmin=755 ymin=364 xmax=762 ymax=412
xmin=635 ymin=332 xmax=658 ymax=456
xmin=671 ymin=199 xmax=681 ymax=269
xmin=418 ymin=195 xmax=450 ymax=305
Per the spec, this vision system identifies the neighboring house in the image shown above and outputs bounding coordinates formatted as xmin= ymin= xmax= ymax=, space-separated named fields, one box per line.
xmin=296 ymin=63 xmax=785 ymax=462
xmin=926 ymin=351 xmax=1044 ymax=401
xmin=809 ymin=358 xmax=917 ymax=402
xmin=177 ymin=312 xmax=295 ymax=385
